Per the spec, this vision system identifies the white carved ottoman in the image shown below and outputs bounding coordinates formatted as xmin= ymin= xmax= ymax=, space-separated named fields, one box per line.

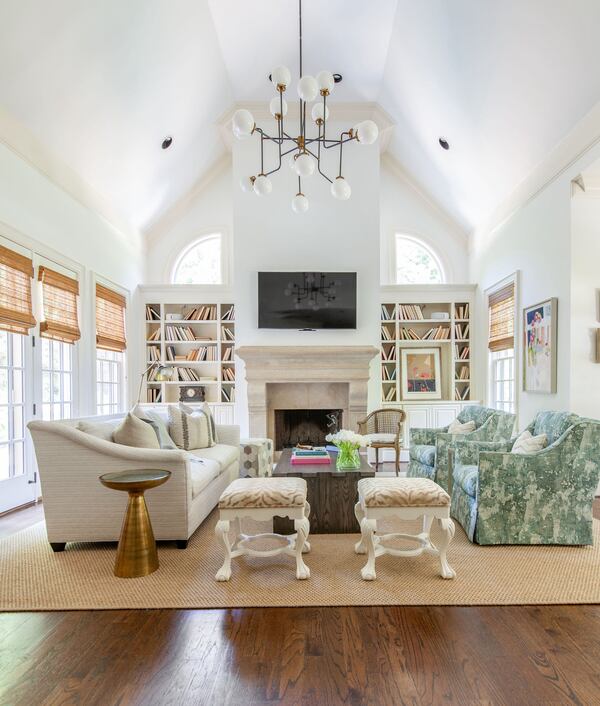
xmin=215 ymin=477 xmax=311 ymax=581
xmin=354 ymin=477 xmax=456 ymax=581
xmin=240 ymin=437 xmax=274 ymax=477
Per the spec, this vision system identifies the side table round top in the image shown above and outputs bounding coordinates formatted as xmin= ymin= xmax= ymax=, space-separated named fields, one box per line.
xmin=99 ymin=469 xmax=171 ymax=492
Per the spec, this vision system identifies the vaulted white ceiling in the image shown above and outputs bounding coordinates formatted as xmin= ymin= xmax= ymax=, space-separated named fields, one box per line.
xmin=1 ymin=0 xmax=600 ymax=237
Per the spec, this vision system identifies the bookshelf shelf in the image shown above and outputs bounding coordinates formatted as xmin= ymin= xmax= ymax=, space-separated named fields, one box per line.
xmin=143 ymin=302 xmax=236 ymax=404
xmin=379 ymin=299 xmax=472 ymax=403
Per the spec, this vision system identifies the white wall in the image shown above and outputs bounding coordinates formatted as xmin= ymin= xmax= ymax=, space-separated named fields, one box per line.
xmin=379 ymin=158 xmax=469 ymax=284
xmin=0 ymin=143 xmax=143 ymax=414
xmin=469 ymin=141 xmax=600 ymax=428
xmin=570 ymin=191 xmax=600 ymax=418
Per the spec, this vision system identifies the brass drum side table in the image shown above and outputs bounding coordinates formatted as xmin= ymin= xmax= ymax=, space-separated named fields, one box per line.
xmin=99 ymin=470 xmax=171 ymax=578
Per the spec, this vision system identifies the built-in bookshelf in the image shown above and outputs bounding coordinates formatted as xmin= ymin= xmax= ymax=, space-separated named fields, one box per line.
xmin=380 ymin=300 xmax=472 ymax=403
xmin=144 ymin=302 xmax=236 ymax=405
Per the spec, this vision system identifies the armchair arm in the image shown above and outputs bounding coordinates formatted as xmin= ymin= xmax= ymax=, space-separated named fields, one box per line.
xmin=453 ymin=439 xmax=512 ymax=467
xmin=410 ymin=426 xmax=447 ymax=446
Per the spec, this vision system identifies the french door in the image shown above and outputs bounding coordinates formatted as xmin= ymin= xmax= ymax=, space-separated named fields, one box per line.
xmin=0 ymin=330 xmax=35 ymax=513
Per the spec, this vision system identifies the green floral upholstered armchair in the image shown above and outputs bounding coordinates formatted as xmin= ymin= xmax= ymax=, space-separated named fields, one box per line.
xmin=451 ymin=411 xmax=600 ymax=545
xmin=407 ymin=406 xmax=516 ymax=490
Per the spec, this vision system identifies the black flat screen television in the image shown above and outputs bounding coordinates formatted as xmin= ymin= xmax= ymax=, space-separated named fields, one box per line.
xmin=258 ymin=272 xmax=357 ymax=329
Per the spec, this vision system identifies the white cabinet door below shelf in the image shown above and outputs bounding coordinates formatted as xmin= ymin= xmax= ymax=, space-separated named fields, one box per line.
xmin=430 ymin=404 xmax=461 ymax=428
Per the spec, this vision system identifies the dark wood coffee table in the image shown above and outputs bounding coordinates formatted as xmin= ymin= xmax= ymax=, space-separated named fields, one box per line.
xmin=272 ymin=449 xmax=375 ymax=534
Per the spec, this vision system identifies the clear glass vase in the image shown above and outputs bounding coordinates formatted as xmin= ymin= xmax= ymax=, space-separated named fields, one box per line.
xmin=336 ymin=443 xmax=361 ymax=470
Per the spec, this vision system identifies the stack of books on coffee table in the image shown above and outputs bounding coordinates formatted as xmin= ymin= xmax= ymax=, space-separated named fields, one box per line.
xmin=290 ymin=446 xmax=331 ymax=465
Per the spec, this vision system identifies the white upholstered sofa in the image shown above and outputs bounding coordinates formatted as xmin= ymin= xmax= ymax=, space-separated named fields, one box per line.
xmin=28 ymin=409 xmax=240 ymax=551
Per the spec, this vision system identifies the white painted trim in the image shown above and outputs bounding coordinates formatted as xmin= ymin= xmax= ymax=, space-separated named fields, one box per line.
xmin=144 ymin=155 xmax=230 ymax=246
xmin=382 ymin=153 xmax=469 ymax=246
xmin=473 ymin=100 xmax=600 ymax=251
xmin=0 ymin=106 xmax=140 ymax=247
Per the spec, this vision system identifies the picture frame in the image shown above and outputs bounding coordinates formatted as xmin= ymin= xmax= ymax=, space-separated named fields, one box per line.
xmin=400 ymin=347 xmax=442 ymax=400
xmin=523 ymin=298 xmax=557 ymax=393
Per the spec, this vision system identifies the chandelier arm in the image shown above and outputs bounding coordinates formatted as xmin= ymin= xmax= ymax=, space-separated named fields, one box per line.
xmin=322 ymin=93 xmax=327 ymax=143
xmin=306 ymin=146 xmax=333 ymax=183
xmin=260 ymin=132 xmax=265 ymax=174
xmin=322 ymin=133 xmax=357 ymax=149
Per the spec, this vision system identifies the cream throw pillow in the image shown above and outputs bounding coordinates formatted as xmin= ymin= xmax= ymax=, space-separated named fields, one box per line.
xmin=113 ymin=412 xmax=160 ymax=449
xmin=179 ymin=402 xmax=217 ymax=446
xmin=511 ymin=430 xmax=548 ymax=455
xmin=169 ymin=405 xmax=211 ymax=450
xmin=448 ymin=419 xmax=476 ymax=435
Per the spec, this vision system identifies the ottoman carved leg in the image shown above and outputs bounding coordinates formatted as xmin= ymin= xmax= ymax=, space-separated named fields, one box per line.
xmin=437 ymin=517 xmax=456 ymax=579
xmin=360 ymin=518 xmax=378 ymax=581
xmin=301 ymin=502 xmax=311 ymax=553
xmin=293 ymin=516 xmax=311 ymax=580
xmin=215 ymin=519 xmax=233 ymax=582
xmin=354 ymin=502 xmax=368 ymax=554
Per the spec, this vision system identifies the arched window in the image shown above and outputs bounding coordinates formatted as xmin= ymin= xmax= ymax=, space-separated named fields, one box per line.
xmin=395 ymin=235 xmax=445 ymax=284
xmin=172 ymin=234 xmax=222 ymax=285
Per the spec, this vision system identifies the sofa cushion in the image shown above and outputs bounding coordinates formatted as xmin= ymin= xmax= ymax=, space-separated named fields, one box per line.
xmin=532 ymin=411 xmax=578 ymax=445
xmin=189 ymin=457 xmax=221 ymax=499
xmin=409 ymin=444 xmax=436 ymax=466
xmin=364 ymin=433 xmax=397 ymax=444
xmin=453 ymin=464 xmax=479 ymax=498
xmin=191 ymin=443 xmax=239 ymax=472
xmin=132 ymin=405 xmax=177 ymax=450
xmin=113 ymin=413 xmax=160 ymax=449
xmin=219 ymin=477 xmax=307 ymax=509
xmin=358 ymin=477 xmax=450 ymax=508
xmin=448 ymin=419 xmax=476 ymax=435
xmin=169 ymin=405 xmax=211 ymax=450
xmin=77 ymin=420 xmax=118 ymax=442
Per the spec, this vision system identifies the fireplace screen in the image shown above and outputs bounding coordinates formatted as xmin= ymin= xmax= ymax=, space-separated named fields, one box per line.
xmin=274 ymin=409 xmax=342 ymax=450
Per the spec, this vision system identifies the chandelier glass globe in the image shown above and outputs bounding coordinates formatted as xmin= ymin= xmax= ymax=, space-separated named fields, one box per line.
xmin=239 ymin=176 xmax=255 ymax=193
xmin=297 ymin=75 xmax=318 ymax=102
xmin=253 ymin=175 xmax=272 ymax=196
xmin=291 ymin=193 xmax=309 ymax=213
xmin=316 ymin=71 xmax=335 ymax=94
xmin=311 ymin=103 xmax=330 ymax=123
xmin=331 ymin=176 xmax=351 ymax=200
xmin=294 ymin=153 xmax=315 ymax=177
xmin=232 ymin=109 xmax=255 ymax=137
xmin=269 ymin=96 xmax=288 ymax=118
xmin=271 ymin=65 xmax=291 ymax=90
xmin=288 ymin=153 xmax=299 ymax=171
xmin=355 ymin=120 xmax=379 ymax=145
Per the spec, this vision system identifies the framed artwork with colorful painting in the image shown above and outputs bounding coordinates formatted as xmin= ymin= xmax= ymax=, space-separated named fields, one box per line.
xmin=523 ymin=298 xmax=557 ymax=393
xmin=400 ymin=348 xmax=442 ymax=400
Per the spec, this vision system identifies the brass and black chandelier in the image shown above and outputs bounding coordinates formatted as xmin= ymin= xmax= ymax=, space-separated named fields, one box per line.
xmin=232 ymin=0 xmax=379 ymax=213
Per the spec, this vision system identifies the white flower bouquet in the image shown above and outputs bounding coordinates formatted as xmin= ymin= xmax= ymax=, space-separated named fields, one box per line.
xmin=325 ymin=429 xmax=371 ymax=470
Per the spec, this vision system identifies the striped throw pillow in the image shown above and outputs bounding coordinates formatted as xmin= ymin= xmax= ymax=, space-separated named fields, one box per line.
xmin=168 ymin=405 xmax=211 ymax=451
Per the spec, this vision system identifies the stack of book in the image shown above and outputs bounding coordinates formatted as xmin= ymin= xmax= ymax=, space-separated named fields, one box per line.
xmin=290 ymin=446 xmax=331 ymax=465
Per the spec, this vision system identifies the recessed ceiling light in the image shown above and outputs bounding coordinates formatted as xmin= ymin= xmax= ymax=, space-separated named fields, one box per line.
xmin=439 ymin=137 xmax=450 ymax=150
xmin=162 ymin=136 xmax=173 ymax=150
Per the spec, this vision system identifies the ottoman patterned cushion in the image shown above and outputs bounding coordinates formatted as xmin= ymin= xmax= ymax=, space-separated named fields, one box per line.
xmin=358 ymin=477 xmax=450 ymax=508
xmin=219 ymin=477 xmax=307 ymax=509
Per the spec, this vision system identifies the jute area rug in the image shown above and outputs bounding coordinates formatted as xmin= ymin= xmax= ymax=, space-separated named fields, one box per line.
xmin=1 ymin=512 xmax=599 ymax=611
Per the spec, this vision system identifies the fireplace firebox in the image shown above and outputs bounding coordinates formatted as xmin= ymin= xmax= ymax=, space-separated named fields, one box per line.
xmin=274 ymin=409 xmax=342 ymax=450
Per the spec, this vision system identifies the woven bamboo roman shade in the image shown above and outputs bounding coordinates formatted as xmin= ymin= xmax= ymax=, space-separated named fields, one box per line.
xmin=488 ymin=283 xmax=515 ymax=352
xmin=38 ymin=266 xmax=81 ymax=343
xmin=0 ymin=244 xmax=36 ymax=335
xmin=96 ymin=284 xmax=127 ymax=351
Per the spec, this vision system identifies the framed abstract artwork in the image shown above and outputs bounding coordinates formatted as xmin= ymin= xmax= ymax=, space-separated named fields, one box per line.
xmin=400 ymin=348 xmax=442 ymax=400
xmin=523 ymin=298 xmax=557 ymax=393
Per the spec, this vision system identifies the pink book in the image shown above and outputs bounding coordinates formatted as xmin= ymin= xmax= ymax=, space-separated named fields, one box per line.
xmin=291 ymin=456 xmax=331 ymax=465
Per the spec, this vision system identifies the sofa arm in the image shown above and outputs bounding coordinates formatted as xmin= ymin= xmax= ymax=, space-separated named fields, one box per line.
xmin=216 ymin=424 xmax=240 ymax=448
xmin=454 ymin=439 xmax=512 ymax=467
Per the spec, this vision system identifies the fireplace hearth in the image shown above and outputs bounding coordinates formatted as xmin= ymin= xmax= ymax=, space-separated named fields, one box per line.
xmin=274 ymin=409 xmax=342 ymax=450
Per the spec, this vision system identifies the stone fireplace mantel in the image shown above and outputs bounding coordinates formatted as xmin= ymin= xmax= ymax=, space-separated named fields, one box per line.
xmin=236 ymin=346 xmax=379 ymax=438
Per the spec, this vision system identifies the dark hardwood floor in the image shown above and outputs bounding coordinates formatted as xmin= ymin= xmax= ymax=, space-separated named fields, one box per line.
xmin=0 ymin=498 xmax=598 ymax=705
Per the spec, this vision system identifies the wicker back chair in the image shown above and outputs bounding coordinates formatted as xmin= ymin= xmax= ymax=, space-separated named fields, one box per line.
xmin=357 ymin=408 xmax=406 ymax=475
